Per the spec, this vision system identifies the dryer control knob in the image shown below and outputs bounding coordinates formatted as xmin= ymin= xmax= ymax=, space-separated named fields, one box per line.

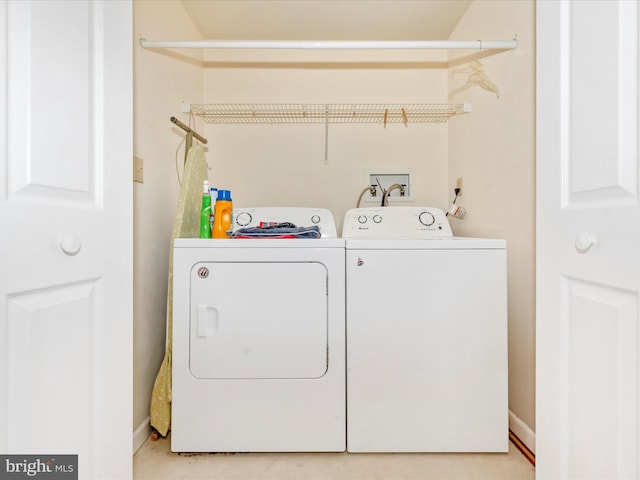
xmin=311 ymin=215 xmax=321 ymax=224
xmin=358 ymin=215 xmax=368 ymax=224
xmin=419 ymin=211 xmax=436 ymax=226
xmin=236 ymin=212 xmax=252 ymax=227
xmin=373 ymin=215 xmax=382 ymax=223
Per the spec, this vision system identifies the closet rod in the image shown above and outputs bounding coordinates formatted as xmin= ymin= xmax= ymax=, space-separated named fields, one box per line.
xmin=140 ymin=38 xmax=518 ymax=51
xmin=170 ymin=116 xmax=208 ymax=144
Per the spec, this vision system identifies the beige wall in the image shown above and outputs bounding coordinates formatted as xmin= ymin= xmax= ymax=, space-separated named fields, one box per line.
xmin=201 ymin=52 xmax=452 ymax=229
xmin=132 ymin=0 xmax=203 ymax=448
xmin=448 ymin=1 xmax=536 ymax=449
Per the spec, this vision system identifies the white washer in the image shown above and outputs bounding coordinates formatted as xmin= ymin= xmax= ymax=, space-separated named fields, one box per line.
xmin=343 ymin=207 xmax=508 ymax=452
xmin=172 ymin=207 xmax=345 ymax=452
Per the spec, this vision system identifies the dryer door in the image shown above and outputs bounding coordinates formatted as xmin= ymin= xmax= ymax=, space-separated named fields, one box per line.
xmin=189 ymin=261 xmax=328 ymax=379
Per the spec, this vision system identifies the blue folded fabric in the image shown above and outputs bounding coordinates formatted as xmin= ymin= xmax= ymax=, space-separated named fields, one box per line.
xmin=231 ymin=224 xmax=321 ymax=239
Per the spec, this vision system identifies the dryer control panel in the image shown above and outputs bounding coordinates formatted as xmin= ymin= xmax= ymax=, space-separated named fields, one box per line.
xmin=342 ymin=207 xmax=453 ymax=238
xmin=232 ymin=207 xmax=338 ymax=238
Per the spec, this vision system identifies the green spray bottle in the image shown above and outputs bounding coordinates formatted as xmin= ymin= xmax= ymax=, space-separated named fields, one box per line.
xmin=199 ymin=180 xmax=212 ymax=238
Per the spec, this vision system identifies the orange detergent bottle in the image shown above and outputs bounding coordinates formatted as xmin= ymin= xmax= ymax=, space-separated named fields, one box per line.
xmin=212 ymin=189 xmax=233 ymax=238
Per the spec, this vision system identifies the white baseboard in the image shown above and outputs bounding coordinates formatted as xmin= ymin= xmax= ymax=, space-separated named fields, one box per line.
xmin=509 ymin=409 xmax=535 ymax=454
xmin=133 ymin=411 xmax=533 ymax=455
xmin=133 ymin=416 xmax=152 ymax=455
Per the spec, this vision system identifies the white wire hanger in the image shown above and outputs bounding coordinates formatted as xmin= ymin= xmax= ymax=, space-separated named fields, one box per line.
xmin=450 ymin=59 xmax=500 ymax=99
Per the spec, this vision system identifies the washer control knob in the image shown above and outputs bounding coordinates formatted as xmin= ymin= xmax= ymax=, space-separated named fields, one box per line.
xmin=373 ymin=215 xmax=382 ymax=223
xmin=358 ymin=215 xmax=368 ymax=224
xmin=311 ymin=215 xmax=321 ymax=224
xmin=419 ymin=211 xmax=436 ymax=227
xmin=236 ymin=212 xmax=252 ymax=227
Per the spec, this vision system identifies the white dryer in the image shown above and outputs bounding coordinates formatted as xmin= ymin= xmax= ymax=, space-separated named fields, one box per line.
xmin=343 ymin=207 xmax=508 ymax=452
xmin=171 ymin=207 xmax=345 ymax=452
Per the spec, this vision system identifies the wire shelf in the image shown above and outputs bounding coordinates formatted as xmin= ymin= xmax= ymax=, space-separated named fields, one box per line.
xmin=190 ymin=103 xmax=471 ymax=125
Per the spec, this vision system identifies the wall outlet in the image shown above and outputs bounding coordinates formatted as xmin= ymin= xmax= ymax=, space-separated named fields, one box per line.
xmin=456 ymin=177 xmax=463 ymax=192
xmin=134 ymin=156 xmax=144 ymax=183
xmin=364 ymin=169 xmax=414 ymax=203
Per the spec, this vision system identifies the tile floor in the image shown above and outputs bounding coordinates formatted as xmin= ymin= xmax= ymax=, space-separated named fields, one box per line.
xmin=133 ymin=434 xmax=535 ymax=480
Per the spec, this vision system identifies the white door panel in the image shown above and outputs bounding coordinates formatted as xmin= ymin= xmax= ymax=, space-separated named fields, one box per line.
xmin=7 ymin=282 xmax=98 ymax=454
xmin=561 ymin=279 xmax=638 ymax=479
xmin=558 ymin=2 xmax=638 ymax=208
xmin=9 ymin=1 xmax=94 ymax=199
xmin=0 ymin=1 xmax=132 ymax=478
xmin=537 ymin=1 xmax=640 ymax=478
xmin=564 ymin=1 xmax=639 ymax=208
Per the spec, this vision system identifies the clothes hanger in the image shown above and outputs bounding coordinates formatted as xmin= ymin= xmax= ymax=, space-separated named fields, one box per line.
xmin=450 ymin=45 xmax=500 ymax=99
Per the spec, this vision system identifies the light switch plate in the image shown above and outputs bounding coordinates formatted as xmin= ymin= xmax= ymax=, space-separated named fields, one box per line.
xmin=134 ymin=156 xmax=144 ymax=184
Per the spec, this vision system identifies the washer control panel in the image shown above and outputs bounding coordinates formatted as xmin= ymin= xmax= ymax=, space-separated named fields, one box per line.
xmin=232 ymin=207 xmax=338 ymax=238
xmin=342 ymin=207 xmax=453 ymax=238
